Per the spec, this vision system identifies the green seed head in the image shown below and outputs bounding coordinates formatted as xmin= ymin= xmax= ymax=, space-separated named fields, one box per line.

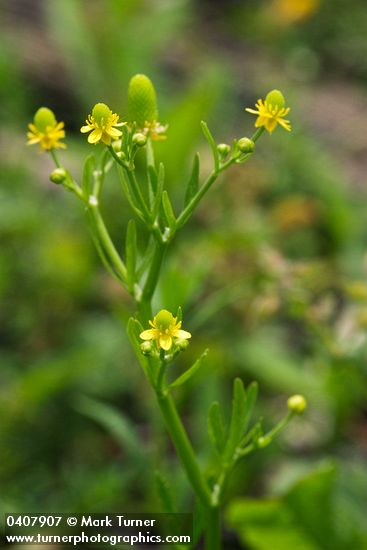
xmin=49 ymin=168 xmax=67 ymax=184
xmin=128 ymin=74 xmax=158 ymax=127
xmin=287 ymin=394 xmax=307 ymax=414
xmin=237 ymin=137 xmax=255 ymax=153
xmin=155 ymin=309 xmax=174 ymax=330
xmin=265 ymin=89 xmax=285 ymax=109
xmin=132 ymin=132 xmax=147 ymax=147
xmin=34 ymin=107 xmax=56 ymax=132
xmin=92 ymin=103 xmax=112 ymax=125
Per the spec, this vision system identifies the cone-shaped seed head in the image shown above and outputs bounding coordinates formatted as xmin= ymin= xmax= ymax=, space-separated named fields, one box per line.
xmin=34 ymin=107 xmax=56 ymax=132
xmin=128 ymin=74 xmax=158 ymax=127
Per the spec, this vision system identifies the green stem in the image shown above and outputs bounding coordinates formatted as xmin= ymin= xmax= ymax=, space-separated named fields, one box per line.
xmin=176 ymin=126 xmax=265 ymax=229
xmin=89 ymin=204 xmax=127 ymax=282
xmin=141 ymin=239 xmax=166 ymax=303
xmin=205 ymin=505 xmax=221 ymax=550
xmin=156 ymin=390 xmax=212 ymax=508
xmin=108 ymin=146 xmax=152 ymax=223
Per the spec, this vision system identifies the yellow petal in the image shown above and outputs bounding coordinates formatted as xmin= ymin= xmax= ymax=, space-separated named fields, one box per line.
xmin=173 ymin=329 xmax=191 ymax=339
xmin=101 ymin=133 xmax=112 ymax=145
xmin=88 ymin=129 xmax=102 ymax=144
xmin=140 ymin=329 xmax=157 ymax=340
xmin=277 ymin=118 xmax=292 ymax=131
xmin=245 ymin=107 xmax=260 ymax=115
xmin=108 ymin=127 xmax=123 ymax=138
xmin=159 ymin=335 xmax=172 ymax=351
xmin=265 ymin=118 xmax=278 ymax=133
xmin=80 ymin=125 xmax=92 ymax=133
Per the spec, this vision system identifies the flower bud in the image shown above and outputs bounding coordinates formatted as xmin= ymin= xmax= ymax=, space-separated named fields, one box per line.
xmin=50 ymin=168 xmax=67 ymax=184
xmin=237 ymin=137 xmax=255 ymax=154
xmin=287 ymin=394 xmax=307 ymax=414
xmin=112 ymin=139 xmax=122 ymax=152
xmin=257 ymin=436 xmax=271 ymax=448
xmin=265 ymin=89 xmax=285 ymax=109
xmin=128 ymin=74 xmax=158 ymax=128
xmin=34 ymin=107 xmax=57 ymax=132
xmin=217 ymin=143 xmax=230 ymax=158
xmin=176 ymin=338 xmax=189 ymax=352
xmin=140 ymin=341 xmax=154 ymax=356
xmin=116 ymin=151 xmax=126 ymax=160
xmin=132 ymin=132 xmax=147 ymax=147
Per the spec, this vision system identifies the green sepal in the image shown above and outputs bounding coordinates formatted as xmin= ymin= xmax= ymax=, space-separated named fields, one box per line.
xmin=162 ymin=190 xmax=176 ymax=233
xmin=169 ymin=349 xmax=208 ymax=389
xmin=201 ymin=121 xmax=219 ymax=172
xmin=125 ymin=219 xmax=137 ymax=292
xmin=184 ymin=152 xmax=200 ymax=207
xmin=208 ymin=401 xmax=226 ymax=456
xmin=82 ymin=154 xmax=95 ymax=199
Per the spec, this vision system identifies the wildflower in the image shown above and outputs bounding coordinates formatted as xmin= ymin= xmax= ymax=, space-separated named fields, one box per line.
xmin=80 ymin=103 xmax=125 ymax=145
xmin=27 ymin=107 xmax=66 ymax=151
xmin=128 ymin=74 xmax=167 ymax=141
xmin=140 ymin=309 xmax=191 ymax=351
xmin=287 ymin=394 xmax=307 ymax=414
xmin=245 ymin=89 xmax=291 ymax=134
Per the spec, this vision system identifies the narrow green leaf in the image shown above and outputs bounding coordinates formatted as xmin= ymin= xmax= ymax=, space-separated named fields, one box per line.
xmin=224 ymin=378 xmax=248 ymax=461
xmin=208 ymin=401 xmax=226 ymax=455
xmin=75 ymin=395 xmax=143 ymax=462
xmin=201 ymin=121 xmax=219 ymax=172
xmin=184 ymin=152 xmax=200 ymax=206
xmin=162 ymin=190 xmax=176 ymax=232
xmin=169 ymin=349 xmax=208 ymax=389
xmin=127 ymin=318 xmax=153 ymax=385
xmin=82 ymin=154 xmax=95 ymax=199
xmin=242 ymin=381 xmax=258 ymax=435
xmin=117 ymin=166 xmax=145 ymax=221
xmin=125 ymin=219 xmax=137 ymax=291
xmin=155 ymin=471 xmax=176 ymax=513
xmin=147 ymin=164 xmax=158 ymax=206
xmin=136 ymin=235 xmax=156 ymax=280
xmin=152 ymin=163 xmax=165 ymax=221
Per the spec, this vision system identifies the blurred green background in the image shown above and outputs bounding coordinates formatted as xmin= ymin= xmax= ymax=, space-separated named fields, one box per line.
xmin=1 ymin=0 xmax=367 ymax=548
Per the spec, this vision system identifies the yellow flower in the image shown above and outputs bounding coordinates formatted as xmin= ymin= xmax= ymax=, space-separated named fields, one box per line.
xmin=140 ymin=309 xmax=191 ymax=351
xmin=27 ymin=107 xmax=66 ymax=151
xmin=141 ymin=120 xmax=168 ymax=141
xmin=245 ymin=89 xmax=291 ymax=134
xmin=80 ymin=103 xmax=126 ymax=145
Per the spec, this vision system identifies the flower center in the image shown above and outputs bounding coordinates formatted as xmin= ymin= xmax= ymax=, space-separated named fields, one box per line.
xmin=92 ymin=103 xmax=112 ymax=127
xmin=34 ymin=107 xmax=56 ymax=132
xmin=154 ymin=309 xmax=175 ymax=331
xmin=265 ymin=90 xmax=285 ymax=110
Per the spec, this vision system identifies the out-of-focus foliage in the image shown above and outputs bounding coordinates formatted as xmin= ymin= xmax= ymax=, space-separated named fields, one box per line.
xmin=1 ymin=0 xmax=367 ymax=548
